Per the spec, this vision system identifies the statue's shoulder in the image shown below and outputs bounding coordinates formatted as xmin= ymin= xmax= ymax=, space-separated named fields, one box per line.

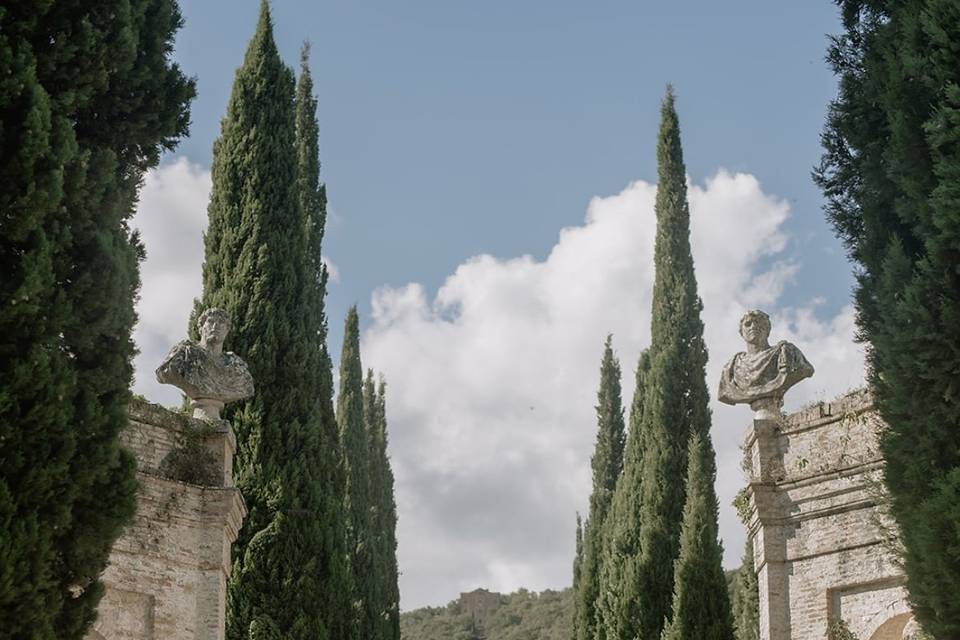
xmin=775 ymin=339 xmax=803 ymax=355
xmin=160 ymin=339 xmax=202 ymax=362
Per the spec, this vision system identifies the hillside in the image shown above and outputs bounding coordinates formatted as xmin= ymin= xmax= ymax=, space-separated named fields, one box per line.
xmin=401 ymin=588 xmax=573 ymax=640
xmin=401 ymin=570 xmax=740 ymax=640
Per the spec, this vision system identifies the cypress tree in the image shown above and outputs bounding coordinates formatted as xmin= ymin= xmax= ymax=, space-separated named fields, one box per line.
xmin=338 ymin=307 xmax=376 ymax=639
xmin=0 ymin=2 xmax=193 ymax=636
xmin=660 ymin=433 xmax=733 ymax=640
xmin=572 ymin=515 xmax=584 ymax=640
xmin=598 ymin=349 xmax=650 ymax=640
xmin=732 ymin=539 xmax=759 ymax=640
xmin=815 ymin=2 xmax=960 ymax=634
xmin=198 ymin=4 xmax=345 ymax=636
xmin=574 ymin=337 xmax=626 ymax=640
xmin=365 ymin=372 xmax=402 ymax=640
xmin=294 ymin=42 xmax=356 ymax=640
xmin=604 ymin=87 xmax=712 ymax=640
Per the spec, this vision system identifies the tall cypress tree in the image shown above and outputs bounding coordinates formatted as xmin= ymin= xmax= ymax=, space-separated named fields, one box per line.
xmin=604 ymin=87 xmax=711 ymax=640
xmin=660 ymin=433 xmax=733 ymax=640
xmin=295 ymin=42 xmax=356 ymax=640
xmin=338 ymin=307 xmax=375 ymax=639
xmin=731 ymin=539 xmax=759 ymax=640
xmin=0 ymin=2 xmax=193 ymax=637
xmin=365 ymin=372 xmax=401 ymax=640
xmin=572 ymin=514 xmax=584 ymax=640
xmin=598 ymin=349 xmax=650 ymax=640
xmin=198 ymin=4 xmax=343 ymax=636
xmin=574 ymin=336 xmax=626 ymax=640
xmin=815 ymin=2 xmax=960 ymax=634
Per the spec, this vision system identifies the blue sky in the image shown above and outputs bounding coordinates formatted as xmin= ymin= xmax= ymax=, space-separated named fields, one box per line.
xmin=134 ymin=0 xmax=864 ymax=610
xmin=172 ymin=0 xmax=852 ymax=333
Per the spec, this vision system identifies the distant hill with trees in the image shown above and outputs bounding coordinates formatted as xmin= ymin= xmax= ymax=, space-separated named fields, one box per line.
xmin=401 ymin=588 xmax=572 ymax=640
xmin=401 ymin=574 xmax=742 ymax=640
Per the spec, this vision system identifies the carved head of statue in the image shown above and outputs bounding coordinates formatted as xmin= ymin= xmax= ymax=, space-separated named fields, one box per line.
xmin=739 ymin=309 xmax=771 ymax=349
xmin=198 ymin=307 xmax=230 ymax=351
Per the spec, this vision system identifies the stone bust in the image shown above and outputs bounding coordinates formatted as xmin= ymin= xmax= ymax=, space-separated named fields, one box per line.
xmin=718 ymin=309 xmax=814 ymax=420
xmin=156 ymin=307 xmax=254 ymax=420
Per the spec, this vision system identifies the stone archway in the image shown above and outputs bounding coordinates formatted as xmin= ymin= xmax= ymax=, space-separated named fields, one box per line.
xmin=868 ymin=613 xmax=912 ymax=640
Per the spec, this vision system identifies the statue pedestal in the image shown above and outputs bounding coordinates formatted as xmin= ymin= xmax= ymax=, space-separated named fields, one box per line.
xmin=744 ymin=418 xmax=791 ymax=640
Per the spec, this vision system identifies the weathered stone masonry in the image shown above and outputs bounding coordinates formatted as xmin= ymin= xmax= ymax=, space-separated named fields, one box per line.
xmin=744 ymin=389 xmax=913 ymax=640
xmin=87 ymin=399 xmax=245 ymax=640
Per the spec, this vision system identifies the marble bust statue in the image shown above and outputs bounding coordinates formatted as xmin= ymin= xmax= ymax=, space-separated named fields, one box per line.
xmin=718 ymin=309 xmax=814 ymax=420
xmin=156 ymin=307 xmax=254 ymax=420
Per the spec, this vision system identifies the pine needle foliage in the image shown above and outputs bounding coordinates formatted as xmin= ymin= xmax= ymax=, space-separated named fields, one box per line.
xmin=815 ymin=2 xmax=960 ymax=634
xmin=574 ymin=337 xmax=626 ymax=640
xmin=0 ymin=2 xmax=193 ymax=636
xmin=197 ymin=3 xmax=349 ymax=636
xmin=660 ymin=433 xmax=733 ymax=640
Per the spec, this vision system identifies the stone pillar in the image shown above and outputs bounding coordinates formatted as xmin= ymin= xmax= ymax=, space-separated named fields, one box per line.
xmin=88 ymin=399 xmax=246 ymax=640
xmin=745 ymin=418 xmax=790 ymax=640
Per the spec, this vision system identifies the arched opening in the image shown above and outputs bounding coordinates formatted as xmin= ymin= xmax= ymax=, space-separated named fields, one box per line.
xmin=868 ymin=613 xmax=912 ymax=640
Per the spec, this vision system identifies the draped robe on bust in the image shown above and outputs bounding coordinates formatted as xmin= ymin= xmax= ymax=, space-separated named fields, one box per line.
xmin=718 ymin=340 xmax=814 ymax=405
xmin=156 ymin=340 xmax=254 ymax=405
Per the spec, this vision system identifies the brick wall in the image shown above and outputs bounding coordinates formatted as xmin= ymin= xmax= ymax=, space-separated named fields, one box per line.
xmin=87 ymin=399 xmax=246 ymax=640
xmin=743 ymin=389 xmax=913 ymax=640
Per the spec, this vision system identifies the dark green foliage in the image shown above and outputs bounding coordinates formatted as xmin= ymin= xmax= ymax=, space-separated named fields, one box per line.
xmin=402 ymin=589 xmax=573 ymax=640
xmin=339 ymin=307 xmax=376 ymax=638
xmin=660 ymin=433 xmax=733 ymax=640
xmin=572 ymin=515 xmax=584 ymax=640
xmin=574 ymin=337 xmax=626 ymax=640
xmin=0 ymin=1 xmax=193 ymax=636
xmin=365 ymin=371 xmax=402 ymax=640
xmin=597 ymin=349 xmax=649 ymax=640
xmin=295 ymin=40 xmax=356 ymax=640
xmin=826 ymin=620 xmax=859 ymax=640
xmin=602 ymin=87 xmax=711 ymax=640
xmin=198 ymin=4 xmax=349 ymax=637
xmin=731 ymin=539 xmax=759 ymax=640
xmin=815 ymin=2 xmax=960 ymax=635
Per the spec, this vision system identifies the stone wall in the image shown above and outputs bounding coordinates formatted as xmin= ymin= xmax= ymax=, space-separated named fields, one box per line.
xmin=87 ymin=399 xmax=246 ymax=640
xmin=743 ymin=389 xmax=913 ymax=640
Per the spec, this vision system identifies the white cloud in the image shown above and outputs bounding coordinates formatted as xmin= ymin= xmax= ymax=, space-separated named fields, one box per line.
xmin=362 ymin=171 xmax=865 ymax=610
xmin=132 ymin=158 xmax=341 ymax=405
xmin=132 ymin=158 xmax=210 ymax=407
xmin=130 ymin=159 xmax=864 ymax=613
